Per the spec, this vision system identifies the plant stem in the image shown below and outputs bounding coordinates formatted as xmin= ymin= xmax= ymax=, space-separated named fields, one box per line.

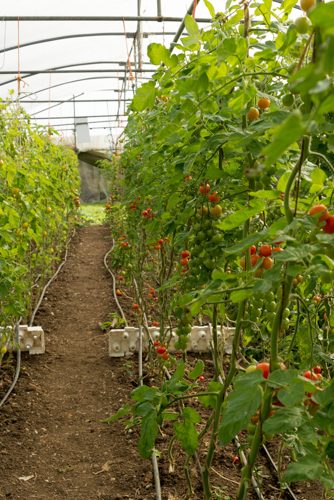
xmin=212 ymin=304 xmax=221 ymax=380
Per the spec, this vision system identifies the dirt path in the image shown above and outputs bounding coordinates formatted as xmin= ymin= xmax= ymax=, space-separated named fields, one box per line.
xmin=0 ymin=226 xmax=154 ymax=500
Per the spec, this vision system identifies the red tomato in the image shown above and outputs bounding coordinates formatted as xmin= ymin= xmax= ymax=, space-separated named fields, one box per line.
xmin=156 ymin=346 xmax=167 ymax=355
xmin=313 ymin=365 xmax=322 ymax=374
xmin=198 ymin=375 xmax=205 ymax=382
xmin=181 ymin=250 xmax=190 ymax=258
xmin=323 ymin=215 xmax=334 ymax=234
xmin=272 ymin=247 xmax=283 ymax=252
xmin=132 ymin=303 xmax=140 ymax=310
xmin=152 ymin=321 xmax=160 ymax=327
xmin=259 ymin=244 xmax=272 ymax=257
xmin=303 ymin=370 xmax=312 ymax=379
xmin=256 ymin=362 xmax=270 ymax=379
xmin=158 ymin=238 xmax=164 ymax=245
xmin=208 ymin=191 xmax=220 ymax=203
xmin=250 ymin=245 xmax=257 ymax=255
xmin=251 ymin=254 xmax=261 ymax=267
xmin=153 ymin=340 xmax=160 ymax=347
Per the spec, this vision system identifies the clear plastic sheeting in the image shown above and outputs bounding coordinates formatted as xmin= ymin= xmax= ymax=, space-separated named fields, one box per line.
xmin=0 ymin=0 xmax=221 ymax=150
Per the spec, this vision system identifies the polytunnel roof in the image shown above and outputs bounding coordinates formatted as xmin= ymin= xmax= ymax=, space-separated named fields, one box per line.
xmin=0 ymin=0 xmax=222 ymax=150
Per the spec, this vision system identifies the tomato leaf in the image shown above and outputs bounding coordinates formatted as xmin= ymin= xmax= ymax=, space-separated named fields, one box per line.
xmin=174 ymin=407 xmax=200 ymax=455
xmin=132 ymin=81 xmax=156 ymax=112
xmin=219 ymin=371 xmax=263 ymax=445
xmin=188 ymin=359 xmax=205 ymax=380
xmin=263 ymin=111 xmax=305 ymax=167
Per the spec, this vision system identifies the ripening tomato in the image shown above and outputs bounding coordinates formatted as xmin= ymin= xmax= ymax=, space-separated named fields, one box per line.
xmin=309 ymin=204 xmax=330 ymax=222
xmin=272 ymin=247 xmax=283 ymax=253
xmin=257 ymin=97 xmax=271 ymax=110
xmin=323 ymin=215 xmax=334 ymax=234
xmin=256 ymin=362 xmax=270 ymax=379
xmin=180 ymin=257 xmax=189 ymax=267
xmin=152 ymin=321 xmax=160 ymax=327
xmin=199 ymin=183 xmax=210 ymax=194
xmin=247 ymin=107 xmax=260 ymax=122
xmin=259 ymin=244 xmax=272 ymax=257
xmin=161 ymin=352 xmax=169 ymax=361
xmin=262 ymin=257 xmax=274 ymax=270
xmin=132 ymin=303 xmax=140 ymax=310
xmin=300 ymin=0 xmax=315 ymax=11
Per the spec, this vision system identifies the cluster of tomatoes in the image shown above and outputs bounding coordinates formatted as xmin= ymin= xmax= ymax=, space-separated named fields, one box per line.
xmin=239 ymin=243 xmax=282 ymax=276
xmin=129 ymin=196 xmax=141 ymax=211
xmin=154 ymin=238 xmax=165 ymax=251
xmin=153 ymin=340 xmax=169 ymax=361
xmin=141 ymin=207 xmax=155 ymax=219
xmin=147 ymin=287 xmax=158 ymax=302
xmin=309 ymin=204 xmax=334 ymax=234
xmin=247 ymin=97 xmax=271 ymax=122
xmin=180 ymin=249 xmax=191 ymax=273
xmin=199 ymin=183 xmax=223 ymax=219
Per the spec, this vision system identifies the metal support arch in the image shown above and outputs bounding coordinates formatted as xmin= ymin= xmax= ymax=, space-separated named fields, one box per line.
xmin=0 ymin=16 xmax=211 ymax=22
xmin=0 ymin=33 xmax=176 ymax=57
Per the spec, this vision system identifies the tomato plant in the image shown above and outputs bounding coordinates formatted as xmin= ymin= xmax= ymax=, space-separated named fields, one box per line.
xmin=105 ymin=0 xmax=334 ymax=497
xmin=0 ymin=101 xmax=79 ymax=363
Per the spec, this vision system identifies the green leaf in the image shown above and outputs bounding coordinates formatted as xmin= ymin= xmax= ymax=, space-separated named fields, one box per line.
xmin=309 ymin=2 xmax=334 ymax=35
xmin=318 ymin=94 xmax=334 ymax=114
xmin=184 ymin=15 xmax=200 ymax=37
xmin=188 ymin=359 xmax=205 ymax=380
xmin=219 ymin=371 xmax=263 ymax=445
xmin=174 ymin=407 xmax=200 ymax=455
xmin=198 ymin=381 xmax=222 ymax=408
xmin=138 ymin=408 xmax=159 ymax=458
xmin=249 ymin=189 xmax=280 ymax=200
xmin=103 ymin=404 xmax=132 ymax=423
xmin=147 ymin=43 xmax=172 ymax=66
xmin=218 ymin=200 xmax=265 ymax=230
xmin=203 ymin=0 xmax=215 ymax=17
xmin=132 ymin=385 xmax=159 ymax=403
xmin=263 ymin=407 xmax=305 ymax=435
xmin=132 ymin=81 xmax=156 ymax=112
xmin=263 ymin=111 xmax=305 ymax=167
xmin=326 ymin=441 xmax=334 ymax=459
xmin=230 ymin=289 xmax=253 ymax=303
xmin=283 ymin=459 xmax=324 ymax=483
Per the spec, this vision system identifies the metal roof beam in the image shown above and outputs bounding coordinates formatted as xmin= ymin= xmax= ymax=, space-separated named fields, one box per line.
xmin=14 ymin=99 xmax=132 ymax=103
xmin=0 ymin=33 xmax=175 ymax=56
xmin=0 ymin=69 xmax=154 ymax=74
xmin=31 ymin=115 xmax=128 ymax=120
xmin=1 ymin=16 xmax=211 ymax=22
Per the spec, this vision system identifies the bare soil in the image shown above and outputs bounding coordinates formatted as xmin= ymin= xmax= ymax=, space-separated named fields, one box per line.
xmin=0 ymin=225 xmax=324 ymax=500
xmin=0 ymin=226 xmax=155 ymax=500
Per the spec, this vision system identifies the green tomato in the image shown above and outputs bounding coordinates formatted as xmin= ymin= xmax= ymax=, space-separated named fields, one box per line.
xmin=196 ymin=231 xmax=206 ymax=242
xmin=283 ymin=307 xmax=290 ymax=318
xmin=267 ymin=291 xmax=275 ymax=302
xmin=295 ymin=17 xmax=310 ymax=34
xmin=267 ymin=301 xmax=277 ymax=313
xmin=212 ymin=233 xmax=223 ymax=244
xmin=282 ymin=318 xmax=290 ymax=330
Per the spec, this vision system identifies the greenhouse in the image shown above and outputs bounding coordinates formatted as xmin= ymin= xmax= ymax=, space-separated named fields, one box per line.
xmin=1 ymin=0 xmax=334 ymax=498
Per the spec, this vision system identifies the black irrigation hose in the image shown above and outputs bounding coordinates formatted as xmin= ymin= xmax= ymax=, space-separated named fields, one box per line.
xmin=0 ymin=230 xmax=74 ymax=410
xmin=103 ymin=243 xmax=162 ymax=500
xmin=0 ymin=320 xmax=22 ymax=409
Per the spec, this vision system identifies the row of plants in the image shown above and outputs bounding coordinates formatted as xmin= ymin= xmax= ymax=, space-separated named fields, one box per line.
xmin=105 ymin=0 xmax=334 ymax=498
xmin=0 ymin=100 xmax=80 ymax=364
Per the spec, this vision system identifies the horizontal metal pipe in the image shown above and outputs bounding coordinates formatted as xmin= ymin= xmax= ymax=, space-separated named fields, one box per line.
xmin=35 ymin=119 xmax=128 ymax=126
xmin=15 ymin=99 xmax=132 ymax=103
xmin=0 ymin=69 xmax=154 ymax=74
xmin=1 ymin=16 xmax=211 ymax=22
xmin=31 ymin=115 xmax=128 ymax=120
xmin=1 ymin=75 xmax=136 ymax=93
xmin=0 ymin=33 xmax=175 ymax=56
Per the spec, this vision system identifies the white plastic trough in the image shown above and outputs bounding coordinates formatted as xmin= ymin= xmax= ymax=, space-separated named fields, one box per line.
xmin=108 ymin=325 xmax=235 ymax=357
xmin=1 ymin=325 xmax=45 ymax=355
